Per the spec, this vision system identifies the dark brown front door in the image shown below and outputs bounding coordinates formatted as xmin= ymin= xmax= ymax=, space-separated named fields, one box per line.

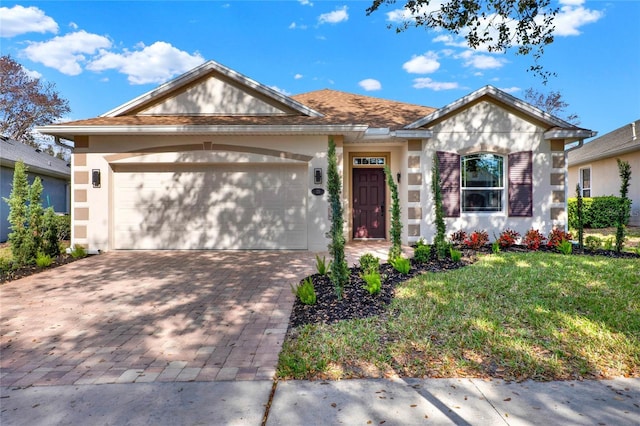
xmin=353 ymin=168 xmax=385 ymax=239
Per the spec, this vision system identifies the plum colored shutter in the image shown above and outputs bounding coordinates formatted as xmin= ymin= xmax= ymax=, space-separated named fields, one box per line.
xmin=508 ymin=151 xmax=533 ymax=217
xmin=437 ymin=151 xmax=460 ymax=217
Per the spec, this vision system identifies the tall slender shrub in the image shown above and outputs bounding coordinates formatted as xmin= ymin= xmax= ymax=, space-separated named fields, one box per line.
xmin=615 ymin=159 xmax=632 ymax=253
xmin=327 ymin=138 xmax=349 ymax=299
xmin=431 ymin=155 xmax=447 ymax=257
xmin=28 ymin=177 xmax=45 ymax=257
xmin=384 ymin=165 xmax=402 ymax=261
xmin=43 ymin=207 xmax=61 ymax=257
xmin=576 ymin=183 xmax=584 ymax=252
xmin=4 ymin=161 xmax=32 ymax=265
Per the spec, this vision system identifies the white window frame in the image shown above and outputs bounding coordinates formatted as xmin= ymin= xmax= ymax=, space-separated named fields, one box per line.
xmin=579 ymin=167 xmax=591 ymax=197
xmin=460 ymin=153 xmax=505 ymax=214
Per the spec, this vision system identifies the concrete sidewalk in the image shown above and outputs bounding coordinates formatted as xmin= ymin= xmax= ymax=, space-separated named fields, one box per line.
xmin=2 ymin=378 xmax=638 ymax=425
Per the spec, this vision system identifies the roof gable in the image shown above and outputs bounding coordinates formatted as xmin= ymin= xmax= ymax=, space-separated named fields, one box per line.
xmin=102 ymin=60 xmax=323 ymax=118
xmin=0 ymin=137 xmax=70 ymax=179
xmin=406 ymin=85 xmax=579 ymax=130
xmin=568 ymin=120 xmax=640 ymax=166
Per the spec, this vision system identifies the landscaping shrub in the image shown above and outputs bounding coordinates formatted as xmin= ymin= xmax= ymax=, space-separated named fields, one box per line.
xmin=558 ymin=240 xmax=573 ymax=255
xmin=359 ymin=253 xmax=380 ymax=275
xmin=497 ymin=229 xmax=520 ymax=248
xmin=492 ymin=241 xmax=501 ymax=254
xmin=432 ymin=156 xmax=447 ymax=258
xmin=449 ymin=230 xmax=467 ymax=246
xmin=523 ymin=229 xmax=546 ymax=251
xmin=463 ymin=230 xmax=489 ymax=249
xmin=35 ymin=252 xmax=52 ymax=268
xmin=56 ymin=214 xmax=71 ymax=241
xmin=449 ymin=248 xmax=462 ymax=262
xmin=547 ymin=228 xmax=572 ymax=248
xmin=327 ymin=138 xmax=349 ymax=298
xmin=42 ymin=207 xmax=61 ymax=257
xmin=390 ymin=257 xmax=410 ymax=275
xmin=291 ymin=277 xmax=317 ymax=305
xmin=5 ymin=160 xmax=33 ymax=266
xmin=568 ymin=196 xmax=631 ymax=229
xmin=70 ymin=244 xmax=87 ymax=259
xmin=615 ymin=159 xmax=632 ymax=253
xmin=584 ymin=235 xmax=602 ymax=251
xmin=576 ymin=184 xmax=584 ymax=251
xmin=413 ymin=239 xmax=431 ymax=263
xmin=362 ymin=271 xmax=382 ymax=295
xmin=315 ymin=254 xmax=329 ymax=276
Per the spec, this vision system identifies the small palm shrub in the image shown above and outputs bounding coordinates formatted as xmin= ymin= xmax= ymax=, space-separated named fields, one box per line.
xmin=558 ymin=240 xmax=573 ymax=255
xmin=35 ymin=252 xmax=52 ymax=268
xmin=491 ymin=241 xmax=501 ymax=254
xmin=70 ymin=244 xmax=87 ymax=259
xmin=450 ymin=248 xmax=462 ymax=262
xmin=359 ymin=253 xmax=379 ymax=275
xmin=362 ymin=271 xmax=382 ymax=295
xmin=315 ymin=255 xmax=330 ymax=276
xmin=390 ymin=257 xmax=410 ymax=275
xmin=291 ymin=277 xmax=317 ymax=305
xmin=449 ymin=230 xmax=467 ymax=246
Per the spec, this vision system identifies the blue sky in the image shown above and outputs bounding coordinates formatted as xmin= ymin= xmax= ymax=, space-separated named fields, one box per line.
xmin=1 ymin=0 xmax=639 ymax=138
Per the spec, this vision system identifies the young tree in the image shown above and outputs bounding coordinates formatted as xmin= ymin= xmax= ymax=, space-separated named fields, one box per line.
xmin=576 ymin=184 xmax=584 ymax=252
xmin=384 ymin=166 xmax=402 ymax=261
xmin=326 ymin=138 xmax=349 ymax=298
xmin=4 ymin=161 xmax=33 ymax=265
xmin=431 ymin=155 xmax=447 ymax=257
xmin=0 ymin=55 xmax=70 ymax=144
xmin=28 ymin=177 xmax=45 ymax=257
xmin=42 ymin=207 xmax=61 ymax=257
xmin=615 ymin=159 xmax=632 ymax=253
xmin=366 ymin=0 xmax=558 ymax=81
xmin=524 ymin=88 xmax=580 ymax=124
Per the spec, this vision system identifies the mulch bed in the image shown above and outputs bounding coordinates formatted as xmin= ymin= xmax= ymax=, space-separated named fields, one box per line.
xmin=0 ymin=253 xmax=86 ymax=284
xmin=288 ymin=245 xmax=640 ymax=329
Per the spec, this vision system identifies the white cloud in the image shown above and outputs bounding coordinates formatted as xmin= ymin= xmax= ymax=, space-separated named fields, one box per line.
xmin=87 ymin=41 xmax=205 ymax=85
xmin=457 ymin=50 xmax=506 ymax=69
xmin=23 ymin=31 xmax=112 ymax=75
xmin=294 ymin=73 xmax=303 ymax=79
xmin=69 ymin=22 xmax=79 ymax=30
xmin=553 ymin=0 xmax=603 ymax=36
xmin=359 ymin=78 xmax=381 ymax=91
xmin=386 ymin=2 xmax=443 ymax=23
xmin=402 ymin=52 xmax=440 ymax=74
xmin=318 ymin=6 xmax=348 ymax=25
xmin=0 ymin=5 xmax=58 ymax=37
xmin=289 ymin=22 xmax=308 ymax=30
xmin=412 ymin=78 xmax=459 ymax=91
xmin=270 ymin=86 xmax=291 ymax=96
xmin=500 ymin=86 xmax=521 ymax=94
xmin=23 ymin=67 xmax=42 ymax=80
xmin=298 ymin=0 xmax=313 ymax=6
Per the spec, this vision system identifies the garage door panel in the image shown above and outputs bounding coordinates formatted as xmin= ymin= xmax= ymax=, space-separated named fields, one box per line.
xmin=114 ymin=164 xmax=307 ymax=250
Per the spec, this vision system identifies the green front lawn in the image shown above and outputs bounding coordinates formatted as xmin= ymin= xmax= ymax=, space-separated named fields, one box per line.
xmin=278 ymin=252 xmax=640 ymax=381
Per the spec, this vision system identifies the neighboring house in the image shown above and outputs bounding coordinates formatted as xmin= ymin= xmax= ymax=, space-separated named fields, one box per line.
xmin=1 ymin=136 xmax=71 ymax=242
xmin=568 ymin=120 xmax=640 ymax=226
xmin=37 ymin=60 xmax=594 ymax=252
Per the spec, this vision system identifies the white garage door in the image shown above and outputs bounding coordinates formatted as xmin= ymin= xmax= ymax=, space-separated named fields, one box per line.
xmin=113 ymin=164 xmax=307 ymax=250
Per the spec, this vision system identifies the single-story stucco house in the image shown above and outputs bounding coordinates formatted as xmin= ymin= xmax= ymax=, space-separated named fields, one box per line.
xmin=568 ymin=119 xmax=640 ymax=226
xmin=37 ymin=60 xmax=595 ymax=253
xmin=1 ymin=136 xmax=71 ymax=242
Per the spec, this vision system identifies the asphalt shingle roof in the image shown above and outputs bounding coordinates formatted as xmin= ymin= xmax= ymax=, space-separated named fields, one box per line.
xmin=0 ymin=136 xmax=71 ymax=179
xmin=568 ymin=120 xmax=640 ymax=166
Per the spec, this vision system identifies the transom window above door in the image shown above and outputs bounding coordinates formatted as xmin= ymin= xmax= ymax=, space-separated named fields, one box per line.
xmin=461 ymin=153 xmax=504 ymax=213
xmin=353 ymin=157 xmax=386 ymax=166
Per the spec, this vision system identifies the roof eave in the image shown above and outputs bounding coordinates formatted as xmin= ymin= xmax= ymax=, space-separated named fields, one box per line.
xmin=544 ymin=129 xmax=598 ymax=142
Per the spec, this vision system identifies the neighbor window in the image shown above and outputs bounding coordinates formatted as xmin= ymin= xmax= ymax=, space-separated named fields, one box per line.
xmin=580 ymin=167 xmax=591 ymax=197
xmin=461 ymin=154 xmax=504 ymax=212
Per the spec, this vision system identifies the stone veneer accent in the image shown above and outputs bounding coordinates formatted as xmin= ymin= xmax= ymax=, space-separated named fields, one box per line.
xmin=407 ymin=140 xmax=422 ymax=151
xmin=74 ymin=225 xmax=87 ymax=239
xmin=408 ymin=207 xmax=422 ymax=220
xmin=408 ymin=190 xmax=420 ymax=202
xmin=408 ymin=224 xmax=421 ymax=237
xmin=552 ymin=191 xmax=565 ymax=203
xmin=74 ymin=208 xmax=89 ymax=221
xmin=74 ymin=171 xmax=89 ymax=185
xmin=552 ymin=153 xmax=565 ymax=168
xmin=75 ymin=153 xmax=87 ymax=166
xmin=406 ymin=141 xmax=423 ymax=241
xmin=550 ymin=173 xmax=564 ymax=186
xmin=74 ymin=189 xmax=87 ymax=202
xmin=549 ymin=141 xmax=566 ymax=223
xmin=550 ymin=207 xmax=565 ymax=220
xmin=408 ymin=155 xmax=420 ymax=168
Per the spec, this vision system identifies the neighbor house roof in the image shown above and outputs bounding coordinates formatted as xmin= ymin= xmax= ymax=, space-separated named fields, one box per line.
xmin=568 ymin=120 xmax=640 ymax=167
xmin=0 ymin=136 xmax=70 ymax=180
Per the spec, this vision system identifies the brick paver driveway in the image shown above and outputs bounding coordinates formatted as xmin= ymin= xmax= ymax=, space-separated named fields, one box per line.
xmin=1 ymin=251 xmax=317 ymax=387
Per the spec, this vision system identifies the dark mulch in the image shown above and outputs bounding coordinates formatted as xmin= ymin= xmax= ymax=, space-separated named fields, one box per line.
xmin=289 ymin=245 xmax=639 ymax=329
xmin=289 ymin=257 xmax=466 ymax=328
xmin=0 ymin=253 xmax=87 ymax=284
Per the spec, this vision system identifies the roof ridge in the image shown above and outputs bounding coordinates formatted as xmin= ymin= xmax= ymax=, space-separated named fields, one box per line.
xmin=292 ymin=88 xmax=436 ymax=110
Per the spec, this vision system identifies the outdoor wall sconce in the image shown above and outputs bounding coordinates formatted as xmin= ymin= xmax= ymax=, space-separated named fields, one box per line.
xmin=92 ymin=169 xmax=101 ymax=188
xmin=314 ymin=168 xmax=323 ymax=185
xmin=397 ymin=172 xmax=401 ymax=184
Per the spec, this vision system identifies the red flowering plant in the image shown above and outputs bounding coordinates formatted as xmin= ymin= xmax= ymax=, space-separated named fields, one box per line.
xmin=449 ymin=230 xmax=467 ymax=246
xmin=547 ymin=228 xmax=572 ymax=248
xmin=463 ymin=230 xmax=489 ymax=249
xmin=523 ymin=228 xmax=546 ymax=251
xmin=497 ymin=229 xmax=520 ymax=248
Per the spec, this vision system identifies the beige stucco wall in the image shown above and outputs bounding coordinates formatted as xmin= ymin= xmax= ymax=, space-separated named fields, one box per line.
xmin=568 ymin=151 xmax=640 ymax=226
xmin=73 ymin=134 xmax=331 ymax=252
xmin=417 ymin=100 xmax=564 ymax=244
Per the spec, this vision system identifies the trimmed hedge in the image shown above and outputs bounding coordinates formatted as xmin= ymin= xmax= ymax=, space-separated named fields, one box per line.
xmin=568 ymin=196 xmax=631 ymax=229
